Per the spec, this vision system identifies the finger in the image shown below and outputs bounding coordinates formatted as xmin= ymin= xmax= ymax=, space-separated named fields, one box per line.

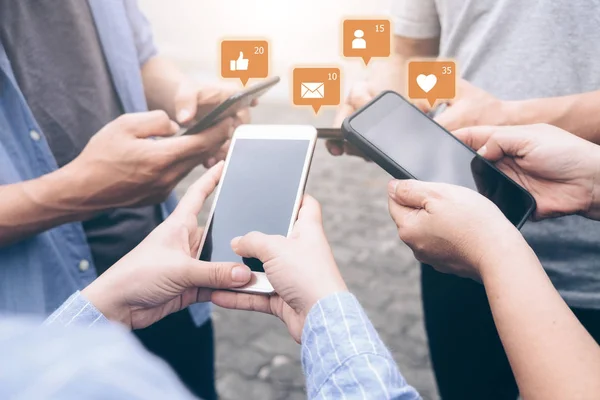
xmin=433 ymin=106 xmax=463 ymax=132
xmin=333 ymin=103 xmax=355 ymax=127
xmin=211 ymin=291 xmax=273 ymax=315
xmin=454 ymin=126 xmax=521 ymax=162
xmin=325 ymin=139 xmax=344 ymax=156
xmin=174 ymin=85 xmax=200 ymax=124
xmin=343 ymin=142 xmax=368 ymax=159
xmin=210 ymin=140 xmax=231 ymax=165
xmin=346 ymin=81 xmax=373 ymax=110
xmin=162 ymin=117 xmax=234 ymax=160
xmin=235 ymin=109 xmax=251 ymax=125
xmin=296 ymin=195 xmax=322 ymax=225
xmin=388 ymin=179 xmax=436 ymax=209
xmin=230 ymin=231 xmax=287 ymax=262
xmin=120 ymin=111 xmax=179 ymax=138
xmin=333 ymin=82 xmax=372 ymax=127
xmin=184 ymin=260 xmax=252 ymax=289
xmin=388 ymin=196 xmax=414 ymax=227
xmin=452 ymin=126 xmax=497 ymax=151
xmin=412 ymin=98 xmax=432 ymax=113
xmin=173 ymin=161 xmax=224 ymax=217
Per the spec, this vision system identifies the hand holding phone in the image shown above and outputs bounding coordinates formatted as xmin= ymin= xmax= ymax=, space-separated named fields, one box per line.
xmin=211 ymin=195 xmax=348 ymax=343
xmin=179 ymin=77 xmax=280 ymax=136
xmin=342 ymin=91 xmax=536 ymax=228
xmin=197 ymin=125 xmax=317 ymax=293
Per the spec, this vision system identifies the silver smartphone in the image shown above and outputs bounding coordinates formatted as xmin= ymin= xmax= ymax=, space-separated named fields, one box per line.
xmin=196 ymin=125 xmax=317 ymax=294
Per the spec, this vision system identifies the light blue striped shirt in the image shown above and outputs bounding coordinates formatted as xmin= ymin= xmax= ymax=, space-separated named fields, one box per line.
xmin=0 ymin=292 xmax=421 ymax=399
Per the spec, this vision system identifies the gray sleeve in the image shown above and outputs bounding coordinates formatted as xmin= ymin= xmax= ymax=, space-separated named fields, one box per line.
xmin=391 ymin=0 xmax=441 ymax=39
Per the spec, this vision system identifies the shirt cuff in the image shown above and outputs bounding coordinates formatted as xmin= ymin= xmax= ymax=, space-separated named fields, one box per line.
xmin=44 ymin=291 xmax=109 ymax=328
xmin=300 ymin=292 xmax=395 ymax=396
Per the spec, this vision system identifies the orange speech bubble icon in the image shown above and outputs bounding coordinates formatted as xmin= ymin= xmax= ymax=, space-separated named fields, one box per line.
xmin=408 ymin=61 xmax=456 ymax=107
xmin=221 ymin=40 xmax=269 ymax=86
xmin=343 ymin=19 xmax=391 ymax=65
xmin=293 ymin=67 xmax=341 ymax=114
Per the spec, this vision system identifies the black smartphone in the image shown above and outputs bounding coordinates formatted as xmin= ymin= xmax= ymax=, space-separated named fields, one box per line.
xmin=179 ymin=76 xmax=280 ymax=136
xmin=341 ymin=91 xmax=536 ymax=228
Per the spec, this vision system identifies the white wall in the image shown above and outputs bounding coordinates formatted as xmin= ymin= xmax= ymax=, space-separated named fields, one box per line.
xmin=138 ymin=0 xmax=392 ymax=101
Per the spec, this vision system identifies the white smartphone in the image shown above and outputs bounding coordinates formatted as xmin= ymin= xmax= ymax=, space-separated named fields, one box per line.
xmin=196 ymin=125 xmax=317 ymax=294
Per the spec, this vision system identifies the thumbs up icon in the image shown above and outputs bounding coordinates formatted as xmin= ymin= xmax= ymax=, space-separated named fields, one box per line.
xmin=229 ymin=52 xmax=249 ymax=71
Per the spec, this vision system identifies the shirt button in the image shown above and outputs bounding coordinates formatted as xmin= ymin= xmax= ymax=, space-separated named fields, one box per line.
xmin=78 ymin=259 xmax=90 ymax=272
xmin=29 ymin=129 xmax=41 ymax=141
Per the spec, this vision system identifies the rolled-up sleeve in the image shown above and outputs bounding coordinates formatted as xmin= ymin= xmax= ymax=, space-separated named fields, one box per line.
xmin=392 ymin=0 xmax=441 ymax=39
xmin=123 ymin=0 xmax=158 ymax=65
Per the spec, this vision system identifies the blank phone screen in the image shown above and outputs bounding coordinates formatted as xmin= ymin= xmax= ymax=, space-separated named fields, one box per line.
xmin=349 ymin=92 xmax=534 ymax=227
xmin=199 ymin=138 xmax=310 ymax=271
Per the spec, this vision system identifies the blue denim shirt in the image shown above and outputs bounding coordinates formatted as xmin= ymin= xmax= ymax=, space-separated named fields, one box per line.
xmin=0 ymin=291 xmax=419 ymax=399
xmin=0 ymin=0 xmax=210 ymax=326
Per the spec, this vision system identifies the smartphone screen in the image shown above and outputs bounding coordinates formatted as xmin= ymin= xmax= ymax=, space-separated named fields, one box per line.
xmin=199 ymin=136 xmax=312 ymax=272
xmin=348 ymin=92 xmax=535 ymax=227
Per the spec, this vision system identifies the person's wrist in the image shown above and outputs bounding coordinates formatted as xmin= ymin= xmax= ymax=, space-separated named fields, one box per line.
xmin=81 ymin=271 xmax=131 ymax=328
xmin=27 ymin=162 xmax=97 ymax=222
xmin=499 ymin=100 xmax=523 ymax=126
xmin=477 ymin=227 xmax=530 ymax=282
xmin=301 ymin=280 xmax=349 ymax=320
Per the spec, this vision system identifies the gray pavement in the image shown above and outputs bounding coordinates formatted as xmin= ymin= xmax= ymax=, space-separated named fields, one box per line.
xmin=176 ymin=104 xmax=439 ymax=400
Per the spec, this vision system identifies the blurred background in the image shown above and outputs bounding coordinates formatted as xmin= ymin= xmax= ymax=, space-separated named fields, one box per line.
xmin=139 ymin=0 xmax=439 ymax=398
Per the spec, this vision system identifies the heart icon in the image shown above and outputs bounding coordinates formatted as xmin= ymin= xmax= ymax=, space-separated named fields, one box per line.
xmin=416 ymin=74 xmax=438 ymax=93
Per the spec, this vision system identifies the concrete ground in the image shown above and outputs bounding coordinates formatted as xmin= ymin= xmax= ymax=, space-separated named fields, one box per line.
xmin=176 ymin=104 xmax=439 ymax=400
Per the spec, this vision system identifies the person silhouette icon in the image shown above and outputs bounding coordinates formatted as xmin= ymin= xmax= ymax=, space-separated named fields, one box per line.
xmin=352 ymin=29 xmax=367 ymax=49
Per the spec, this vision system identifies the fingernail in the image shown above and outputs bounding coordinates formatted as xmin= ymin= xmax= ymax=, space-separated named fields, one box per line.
xmin=231 ymin=266 xmax=251 ymax=282
xmin=206 ymin=158 xmax=217 ymax=168
xmin=170 ymin=121 xmax=180 ymax=133
xmin=388 ymin=180 xmax=399 ymax=198
xmin=478 ymin=145 xmax=488 ymax=157
xmin=230 ymin=236 xmax=242 ymax=251
xmin=177 ymin=109 xmax=191 ymax=123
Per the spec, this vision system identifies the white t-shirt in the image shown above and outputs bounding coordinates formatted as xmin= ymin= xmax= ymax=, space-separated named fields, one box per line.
xmin=392 ymin=0 xmax=600 ymax=309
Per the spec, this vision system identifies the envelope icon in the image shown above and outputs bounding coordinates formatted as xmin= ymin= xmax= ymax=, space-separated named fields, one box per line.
xmin=301 ymin=82 xmax=325 ymax=99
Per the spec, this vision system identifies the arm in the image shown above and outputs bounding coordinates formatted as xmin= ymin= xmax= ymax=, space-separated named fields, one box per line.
xmin=211 ymin=197 xmax=422 ymax=399
xmin=43 ymin=164 xmax=251 ymax=331
xmin=0 ymin=112 xmax=232 ymax=247
xmin=388 ymin=179 xmax=600 ymax=400
xmin=480 ymin=238 xmax=600 ymax=400
xmin=0 ymin=164 xmax=96 ymax=247
xmin=302 ymin=292 xmax=421 ymax=400
xmin=504 ymin=91 xmax=600 ymax=144
xmin=331 ymin=0 xmax=440 ymax=155
xmin=141 ymin=56 xmax=193 ymax=120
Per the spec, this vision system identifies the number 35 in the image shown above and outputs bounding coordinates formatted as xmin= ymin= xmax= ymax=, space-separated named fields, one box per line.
xmin=442 ymin=66 xmax=452 ymax=75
